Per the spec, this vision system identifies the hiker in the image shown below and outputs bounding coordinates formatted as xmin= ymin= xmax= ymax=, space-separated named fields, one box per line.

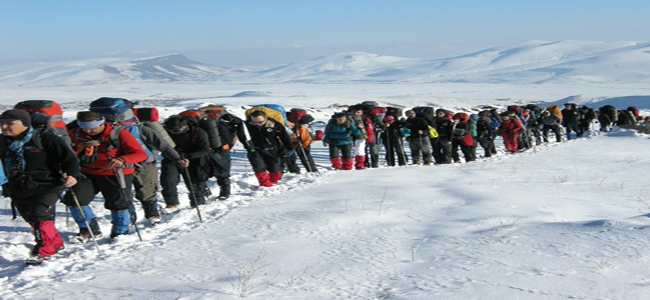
xmin=539 ymin=110 xmax=562 ymax=143
xmin=0 ymin=109 xmax=79 ymax=264
xmin=379 ymin=115 xmax=408 ymax=167
xmin=323 ymin=112 xmax=361 ymax=170
xmin=404 ymin=110 xmax=433 ymax=165
xmin=350 ymin=109 xmax=374 ymax=170
xmin=244 ymin=110 xmax=294 ymax=186
xmin=451 ymin=113 xmax=475 ymax=163
xmin=499 ymin=111 xmax=523 ymax=153
xmin=578 ymin=106 xmax=596 ymax=137
xmin=431 ymin=109 xmax=454 ymax=164
xmin=160 ymin=115 xmax=211 ymax=212
xmin=290 ymin=120 xmax=318 ymax=172
xmin=561 ymin=103 xmax=580 ymax=140
xmin=476 ymin=111 xmax=497 ymax=158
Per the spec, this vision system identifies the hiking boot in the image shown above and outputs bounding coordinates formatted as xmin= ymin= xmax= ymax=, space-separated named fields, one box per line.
xmin=162 ymin=205 xmax=180 ymax=214
xmin=73 ymin=228 xmax=103 ymax=243
xmin=25 ymin=255 xmax=52 ymax=266
xmin=148 ymin=216 xmax=162 ymax=225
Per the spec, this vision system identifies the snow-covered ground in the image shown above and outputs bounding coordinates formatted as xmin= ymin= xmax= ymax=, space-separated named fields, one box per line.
xmin=0 ymin=87 xmax=649 ymax=299
xmin=1 ymin=40 xmax=650 ymax=298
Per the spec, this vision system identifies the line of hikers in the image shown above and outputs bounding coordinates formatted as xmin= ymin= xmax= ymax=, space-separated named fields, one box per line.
xmin=1 ymin=98 xmax=646 ymax=264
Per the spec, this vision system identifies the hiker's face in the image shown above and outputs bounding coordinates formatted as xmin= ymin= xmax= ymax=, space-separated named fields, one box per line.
xmin=1 ymin=120 xmax=28 ymax=137
xmin=251 ymin=116 xmax=267 ymax=127
xmin=336 ymin=117 xmax=347 ymax=124
xmin=82 ymin=123 xmax=105 ymax=136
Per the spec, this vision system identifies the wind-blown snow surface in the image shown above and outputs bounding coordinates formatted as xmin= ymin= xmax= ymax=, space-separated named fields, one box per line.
xmin=1 ymin=98 xmax=650 ymax=299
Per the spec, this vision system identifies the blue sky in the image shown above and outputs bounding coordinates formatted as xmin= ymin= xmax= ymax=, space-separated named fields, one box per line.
xmin=2 ymin=0 xmax=650 ymax=66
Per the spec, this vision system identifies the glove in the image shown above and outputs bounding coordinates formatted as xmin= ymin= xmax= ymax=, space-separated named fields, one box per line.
xmin=283 ymin=149 xmax=296 ymax=158
xmin=79 ymin=144 xmax=98 ymax=164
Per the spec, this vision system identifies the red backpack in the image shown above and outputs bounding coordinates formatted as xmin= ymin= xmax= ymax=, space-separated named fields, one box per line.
xmin=14 ymin=100 xmax=72 ymax=147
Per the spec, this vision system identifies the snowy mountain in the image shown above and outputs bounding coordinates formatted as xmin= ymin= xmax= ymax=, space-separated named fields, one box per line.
xmin=0 ymin=54 xmax=241 ymax=87
xmin=3 ymin=40 xmax=650 ymax=86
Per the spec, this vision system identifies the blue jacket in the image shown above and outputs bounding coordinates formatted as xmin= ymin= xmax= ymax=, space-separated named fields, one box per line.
xmin=323 ymin=118 xmax=361 ymax=146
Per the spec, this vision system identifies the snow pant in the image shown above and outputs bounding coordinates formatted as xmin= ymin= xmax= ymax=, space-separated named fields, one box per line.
xmin=529 ymin=126 xmax=542 ymax=145
xmin=501 ymin=132 xmax=519 ymax=153
xmin=432 ymin=137 xmax=452 ymax=164
xmin=563 ymin=121 xmax=580 ymax=140
xmin=542 ymin=125 xmax=562 ymax=142
xmin=329 ymin=143 xmax=353 ymax=170
xmin=12 ymin=192 xmax=64 ymax=257
xmin=478 ymin=136 xmax=496 ymax=158
xmin=133 ymin=162 xmax=160 ymax=219
xmin=598 ymin=115 xmax=612 ymax=132
xmin=281 ymin=154 xmax=301 ymax=174
xmin=82 ymin=173 xmax=134 ymax=236
xmin=62 ymin=174 xmax=101 ymax=233
xmin=382 ymin=138 xmax=407 ymax=167
xmin=452 ymin=140 xmax=476 ymax=162
xmin=409 ymin=136 xmax=433 ymax=164
xmin=210 ymin=150 xmax=232 ymax=198
xmin=352 ymin=139 xmax=367 ymax=169
xmin=160 ymin=158 xmax=208 ymax=207
xmin=296 ymin=145 xmax=318 ymax=172
xmin=366 ymin=141 xmax=381 ymax=168
xmin=578 ymin=120 xmax=592 ymax=136
xmin=247 ymin=148 xmax=283 ymax=186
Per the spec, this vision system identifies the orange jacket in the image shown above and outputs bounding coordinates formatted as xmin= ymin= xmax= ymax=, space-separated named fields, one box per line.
xmin=289 ymin=122 xmax=312 ymax=148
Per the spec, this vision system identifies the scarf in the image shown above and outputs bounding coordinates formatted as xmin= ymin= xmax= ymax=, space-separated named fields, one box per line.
xmin=3 ymin=127 xmax=34 ymax=177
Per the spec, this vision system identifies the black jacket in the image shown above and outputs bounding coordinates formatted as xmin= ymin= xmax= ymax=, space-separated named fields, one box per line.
xmin=1 ymin=129 xmax=80 ymax=198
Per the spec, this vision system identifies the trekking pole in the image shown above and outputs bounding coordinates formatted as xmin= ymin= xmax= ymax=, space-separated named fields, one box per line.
xmin=180 ymin=155 xmax=203 ymax=223
xmin=68 ymin=188 xmax=102 ymax=254
xmin=113 ymin=166 xmax=143 ymax=242
xmin=181 ymin=165 xmax=203 ymax=223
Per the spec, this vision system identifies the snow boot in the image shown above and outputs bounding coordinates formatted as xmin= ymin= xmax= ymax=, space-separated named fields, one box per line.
xmin=217 ymin=177 xmax=231 ymax=200
xmin=342 ymin=157 xmax=354 ymax=170
xmin=330 ymin=157 xmax=343 ymax=170
xmin=269 ymin=171 xmax=282 ymax=185
xmin=354 ymin=155 xmax=366 ymax=170
xmin=255 ymin=172 xmax=272 ymax=187
xmin=30 ymin=220 xmax=64 ymax=257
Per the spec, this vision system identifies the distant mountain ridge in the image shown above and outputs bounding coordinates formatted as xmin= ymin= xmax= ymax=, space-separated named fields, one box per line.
xmin=1 ymin=40 xmax=650 ymax=86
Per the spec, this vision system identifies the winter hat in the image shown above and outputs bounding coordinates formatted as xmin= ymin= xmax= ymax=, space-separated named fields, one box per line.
xmin=0 ymin=109 xmax=31 ymax=126
xmin=383 ymin=115 xmax=395 ymax=122
xmin=435 ymin=108 xmax=446 ymax=114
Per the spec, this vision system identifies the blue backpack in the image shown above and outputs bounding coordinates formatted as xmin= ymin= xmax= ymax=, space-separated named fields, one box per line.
xmin=0 ymin=160 xmax=7 ymax=185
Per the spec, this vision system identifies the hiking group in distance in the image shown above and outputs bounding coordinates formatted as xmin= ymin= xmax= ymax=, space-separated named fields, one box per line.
xmin=0 ymin=97 xmax=647 ymax=265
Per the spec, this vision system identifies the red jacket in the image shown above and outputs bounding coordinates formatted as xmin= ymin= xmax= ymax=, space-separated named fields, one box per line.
xmin=70 ymin=123 xmax=148 ymax=176
xmin=499 ymin=118 xmax=523 ymax=134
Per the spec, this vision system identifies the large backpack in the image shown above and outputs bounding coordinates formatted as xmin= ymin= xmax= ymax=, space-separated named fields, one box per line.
xmin=251 ymin=104 xmax=291 ymax=129
xmin=599 ymin=105 xmax=618 ymax=123
xmin=133 ymin=107 xmax=176 ymax=148
xmin=386 ymin=107 xmax=403 ymax=119
xmin=413 ymin=106 xmax=435 ymax=124
xmin=288 ymin=108 xmax=315 ymax=125
xmin=178 ymin=110 xmax=224 ymax=149
xmin=89 ymin=97 xmax=135 ymax=122
xmin=14 ymin=100 xmax=72 ymax=148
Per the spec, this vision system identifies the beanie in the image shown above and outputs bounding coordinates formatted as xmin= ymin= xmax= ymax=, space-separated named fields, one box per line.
xmin=0 ymin=109 xmax=31 ymax=126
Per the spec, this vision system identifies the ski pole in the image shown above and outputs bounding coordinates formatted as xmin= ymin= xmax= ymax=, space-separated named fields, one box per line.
xmin=68 ymin=188 xmax=102 ymax=254
xmin=113 ymin=167 xmax=143 ymax=242
xmin=181 ymin=163 xmax=203 ymax=223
